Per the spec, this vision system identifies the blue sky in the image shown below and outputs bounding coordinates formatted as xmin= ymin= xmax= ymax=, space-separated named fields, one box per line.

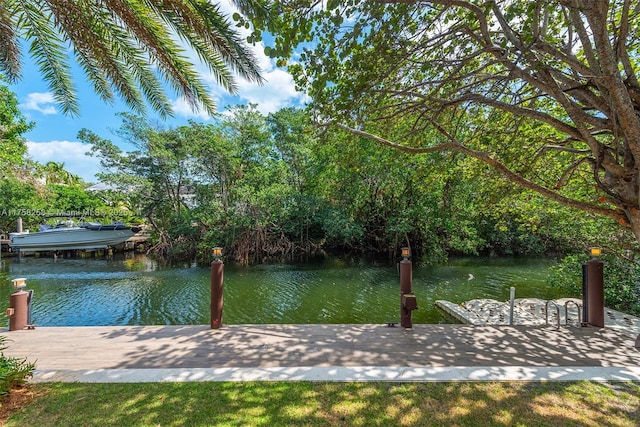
xmin=9 ymin=4 xmax=305 ymax=183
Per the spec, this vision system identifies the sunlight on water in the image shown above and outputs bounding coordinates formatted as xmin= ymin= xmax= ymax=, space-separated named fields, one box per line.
xmin=0 ymin=254 xmax=566 ymax=326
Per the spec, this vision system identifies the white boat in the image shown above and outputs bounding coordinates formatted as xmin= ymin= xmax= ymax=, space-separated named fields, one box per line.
xmin=9 ymin=221 xmax=141 ymax=252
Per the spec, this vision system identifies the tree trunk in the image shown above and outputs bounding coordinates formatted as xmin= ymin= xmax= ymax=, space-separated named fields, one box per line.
xmin=625 ymin=207 xmax=640 ymax=244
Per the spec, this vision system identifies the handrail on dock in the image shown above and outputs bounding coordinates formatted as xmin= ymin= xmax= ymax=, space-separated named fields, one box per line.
xmin=545 ymin=300 xmax=561 ymax=329
xmin=564 ymin=300 xmax=582 ymax=328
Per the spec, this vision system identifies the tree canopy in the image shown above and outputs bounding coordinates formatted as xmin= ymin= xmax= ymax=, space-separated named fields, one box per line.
xmin=0 ymin=0 xmax=264 ymax=117
xmin=245 ymin=0 xmax=640 ymax=245
xmin=0 ymin=82 xmax=32 ymax=172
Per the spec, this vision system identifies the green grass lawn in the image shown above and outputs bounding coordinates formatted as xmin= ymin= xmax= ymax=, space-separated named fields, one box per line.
xmin=4 ymin=381 xmax=640 ymax=426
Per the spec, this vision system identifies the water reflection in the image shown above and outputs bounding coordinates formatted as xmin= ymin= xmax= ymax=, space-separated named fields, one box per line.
xmin=0 ymin=254 xmax=566 ymax=326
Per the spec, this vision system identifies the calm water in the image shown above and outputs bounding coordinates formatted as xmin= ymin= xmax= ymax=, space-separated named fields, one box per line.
xmin=0 ymin=254 xmax=569 ymax=326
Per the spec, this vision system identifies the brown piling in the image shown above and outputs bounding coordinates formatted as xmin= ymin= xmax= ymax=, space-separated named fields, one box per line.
xmin=399 ymin=248 xmax=417 ymax=328
xmin=7 ymin=290 xmax=29 ymax=331
xmin=586 ymin=258 xmax=604 ymax=327
xmin=210 ymin=253 xmax=224 ymax=329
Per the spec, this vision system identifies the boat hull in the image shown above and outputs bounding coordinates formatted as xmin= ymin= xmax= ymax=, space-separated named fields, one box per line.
xmin=9 ymin=227 xmax=137 ymax=252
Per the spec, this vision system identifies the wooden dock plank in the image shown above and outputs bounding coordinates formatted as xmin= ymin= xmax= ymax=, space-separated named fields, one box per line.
xmin=2 ymin=324 xmax=640 ymax=371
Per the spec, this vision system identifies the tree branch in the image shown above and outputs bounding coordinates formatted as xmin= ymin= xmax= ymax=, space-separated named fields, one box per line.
xmin=332 ymin=122 xmax=624 ymax=221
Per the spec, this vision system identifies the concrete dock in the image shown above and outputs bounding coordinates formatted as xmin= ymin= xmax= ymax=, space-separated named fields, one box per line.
xmin=2 ymin=323 xmax=640 ymax=383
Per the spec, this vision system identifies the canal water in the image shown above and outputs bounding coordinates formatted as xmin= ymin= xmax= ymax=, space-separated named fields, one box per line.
xmin=0 ymin=254 xmax=570 ymax=326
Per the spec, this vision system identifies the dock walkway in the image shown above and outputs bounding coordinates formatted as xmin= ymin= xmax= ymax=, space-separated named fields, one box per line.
xmin=3 ymin=323 xmax=640 ymax=383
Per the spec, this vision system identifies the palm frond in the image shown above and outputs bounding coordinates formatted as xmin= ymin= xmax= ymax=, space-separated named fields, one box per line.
xmin=0 ymin=0 xmax=22 ymax=81
xmin=21 ymin=1 xmax=77 ymax=116
xmin=3 ymin=0 xmax=264 ymax=117
xmin=162 ymin=0 xmax=264 ymax=85
xmin=106 ymin=0 xmax=216 ymax=115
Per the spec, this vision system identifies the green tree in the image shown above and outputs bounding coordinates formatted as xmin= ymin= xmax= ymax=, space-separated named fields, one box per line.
xmin=266 ymin=107 xmax=315 ymax=192
xmin=214 ymin=105 xmax=299 ymax=262
xmin=265 ymin=107 xmax=323 ymax=247
xmin=0 ymin=82 xmax=33 ymax=176
xmin=45 ymin=184 xmax=102 ymax=214
xmin=1 ymin=0 xmax=263 ymax=117
xmin=81 ymin=105 xmax=616 ymax=263
xmin=251 ymin=0 xmax=640 ymax=248
xmin=0 ymin=177 xmax=44 ymax=235
xmin=180 ymin=106 xmax=324 ymax=261
xmin=311 ymin=125 xmax=484 ymax=258
xmin=81 ymin=113 xmax=198 ymax=258
xmin=0 ymin=83 xmax=39 ymax=234
xmin=39 ymin=161 xmax=81 ymax=185
xmin=182 ymin=122 xmax=239 ymax=213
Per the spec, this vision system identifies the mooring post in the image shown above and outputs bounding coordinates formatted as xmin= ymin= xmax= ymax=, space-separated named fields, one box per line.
xmin=210 ymin=247 xmax=224 ymax=329
xmin=6 ymin=278 xmax=32 ymax=331
xmin=581 ymin=263 xmax=589 ymax=325
xmin=585 ymin=247 xmax=604 ymax=328
xmin=399 ymin=247 xmax=417 ymax=328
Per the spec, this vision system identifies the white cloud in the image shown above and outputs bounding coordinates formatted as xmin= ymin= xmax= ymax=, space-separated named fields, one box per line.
xmin=170 ymin=97 xmax=214 ymax=120
xmin=167 ymin=1 xmax=306 ymax=119
xmin=195 ymin=40 xmax=308 ymax=116
xmin=27 ymin=140 xmax=101 ymax=183
xmin=173 ymin=54 xmax=306 ymax=119
xmin=237 ymin=67 xmax=307 ymax=114
xmin=20 ymin=92 xmax=58 ymax=115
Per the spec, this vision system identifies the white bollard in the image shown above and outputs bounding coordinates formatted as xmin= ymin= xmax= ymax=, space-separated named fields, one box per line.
xmin=509 ymin=287 xmax=515 ymax=325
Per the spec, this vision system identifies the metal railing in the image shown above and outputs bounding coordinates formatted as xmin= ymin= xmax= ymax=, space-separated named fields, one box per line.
xmin=564 ymin=300 xmax=582 ymax=328
xmin=545 ymin=300 xmax=561 ymax=329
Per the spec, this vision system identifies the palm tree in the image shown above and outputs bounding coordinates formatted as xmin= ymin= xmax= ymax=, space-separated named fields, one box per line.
xmin=41 ymin=161 xmax=77 ymax=185
xmin=0 ymin=0 xmax=264 ymax=117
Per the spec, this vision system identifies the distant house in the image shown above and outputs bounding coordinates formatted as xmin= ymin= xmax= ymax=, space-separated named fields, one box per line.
xmin=86 ymin=183 xmax=115 ymax=192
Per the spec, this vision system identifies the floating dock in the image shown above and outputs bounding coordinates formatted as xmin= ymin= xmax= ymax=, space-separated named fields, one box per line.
xmin=435 ymin=297 xmax=640 ymax=337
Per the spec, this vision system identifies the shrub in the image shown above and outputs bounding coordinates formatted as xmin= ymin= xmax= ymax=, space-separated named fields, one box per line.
xmin=548 ymin=253 xmax=640 ymax=316
xmin=0 ymin=336 xmax=35 ymax=396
